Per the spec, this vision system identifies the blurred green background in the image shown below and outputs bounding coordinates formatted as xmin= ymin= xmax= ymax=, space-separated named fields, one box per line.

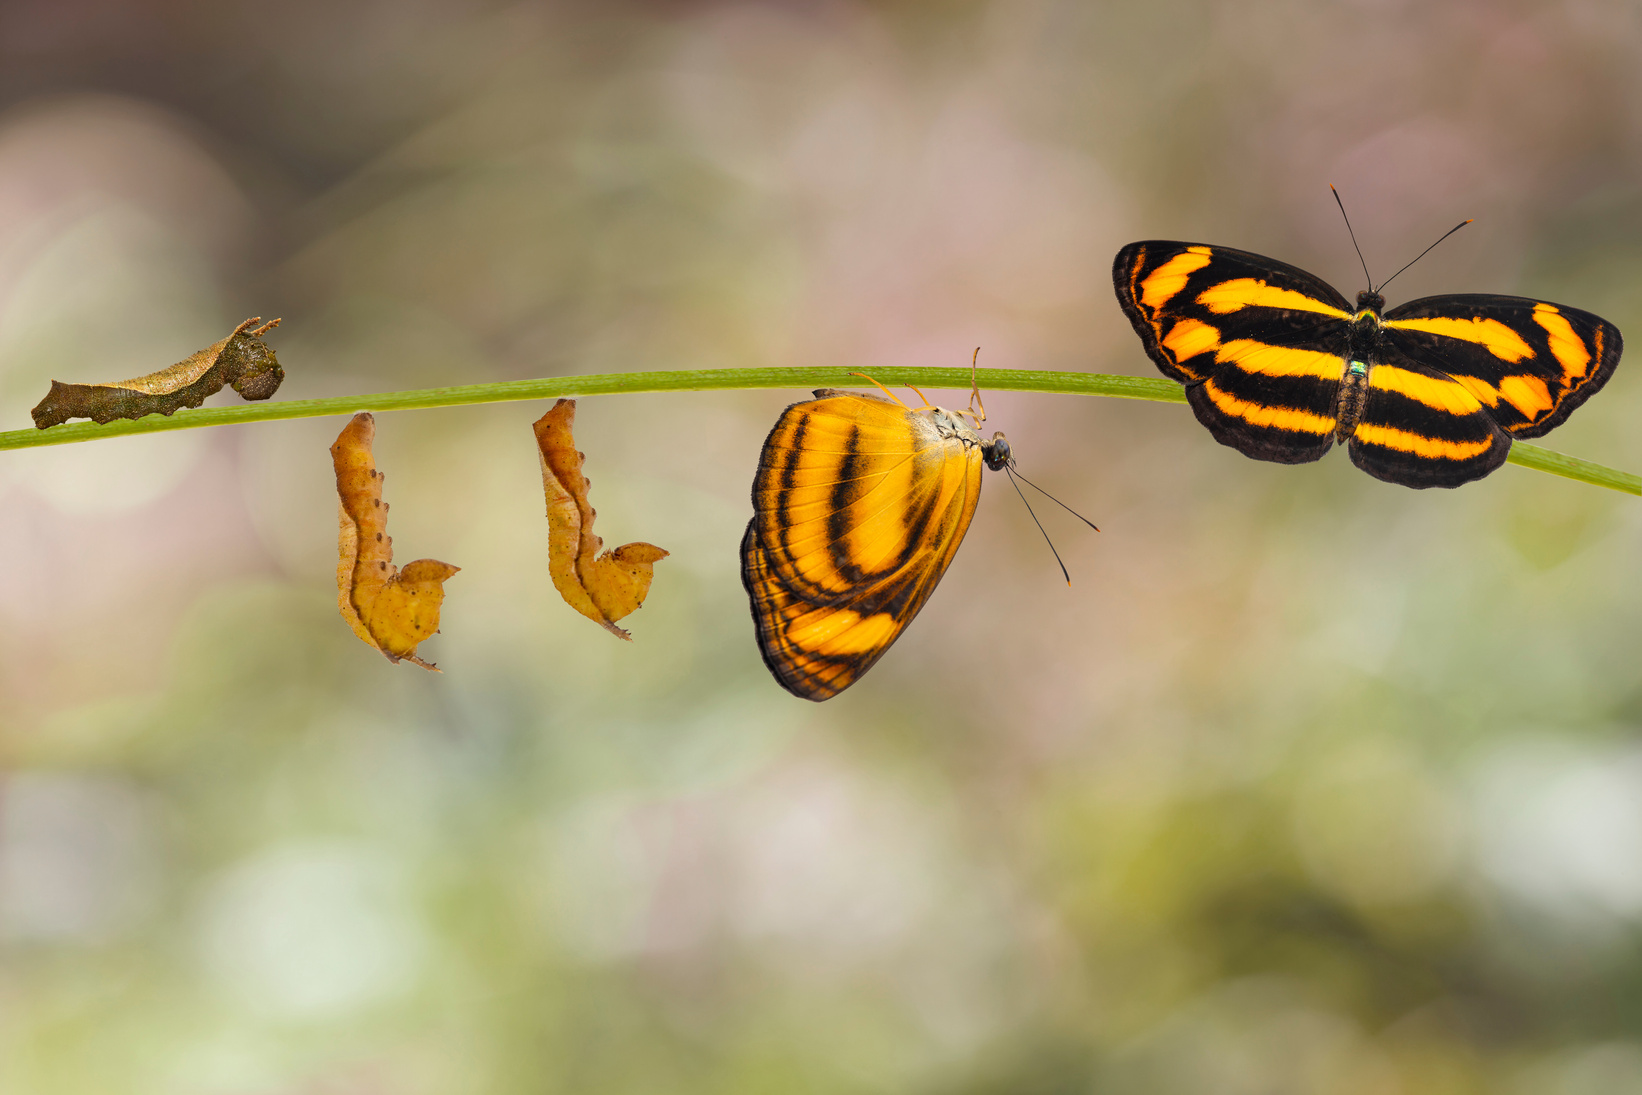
xmin=2 ymin=1 xmax=1642 ymax=1092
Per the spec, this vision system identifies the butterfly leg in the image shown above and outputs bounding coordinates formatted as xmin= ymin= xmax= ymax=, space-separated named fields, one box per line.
xmin=848 ymin=371 xmax=914 ymax=410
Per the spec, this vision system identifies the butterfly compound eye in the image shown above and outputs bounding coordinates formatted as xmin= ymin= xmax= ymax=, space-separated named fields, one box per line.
xmin=985 ymin=433 xmax=1012 ymax=471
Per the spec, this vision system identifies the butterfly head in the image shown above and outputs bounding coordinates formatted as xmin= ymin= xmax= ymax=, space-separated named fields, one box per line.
xmin=1354 ymin=289 xmax=1386 ymax=316
xmin=983 ymin=432 xmax=1013 ymax=472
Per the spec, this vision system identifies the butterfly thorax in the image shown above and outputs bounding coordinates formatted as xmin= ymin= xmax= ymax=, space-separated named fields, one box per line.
xmin=929 ymin=407 xmax=1012 ymax=471
xmin=1335 ymin=291 xmax=1389 ymax=441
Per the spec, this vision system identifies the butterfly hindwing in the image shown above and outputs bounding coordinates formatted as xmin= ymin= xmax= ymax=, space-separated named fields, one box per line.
xmin=742 ymin=390 xmax=986 ymax=701
xmin=742 ymin=521 xmax=960 ymax=701
xmin=1347 ymin=348 xmax=1512 ymax=487
xmin=1183 ymin=337 xmax=1344 ymax=465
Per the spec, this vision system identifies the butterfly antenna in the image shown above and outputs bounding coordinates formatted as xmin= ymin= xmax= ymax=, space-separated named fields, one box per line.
xmin=1009 ymin=467 xmax=1099 ymax=531
xmin=1331 ymin=184 xmax=1374 ymax=291
xmin=1375 ymin=218 xmax=1474 ymax=295
xmin=1004 ymin=466 xmax=1071 ymax=585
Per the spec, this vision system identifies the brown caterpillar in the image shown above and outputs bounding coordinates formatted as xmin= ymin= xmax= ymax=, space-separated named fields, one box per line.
xmin=31 ymin=317 xmax=284 ymax=429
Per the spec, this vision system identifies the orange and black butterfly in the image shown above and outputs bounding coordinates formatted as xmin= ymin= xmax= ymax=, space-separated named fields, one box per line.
xmin=741 ymin=385 xmax=1012 ymax=701
xmin=1114 ymin=241 xmax=1621 ymax=488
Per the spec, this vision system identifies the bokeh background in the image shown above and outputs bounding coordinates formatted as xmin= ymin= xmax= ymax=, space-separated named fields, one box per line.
xmin=2 ymin=1 xmax=1642 ymax=1092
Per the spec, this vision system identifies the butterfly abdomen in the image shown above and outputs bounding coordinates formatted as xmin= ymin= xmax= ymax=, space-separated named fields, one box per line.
xmin=1335 ymin=363 xmax=1369 ymax=441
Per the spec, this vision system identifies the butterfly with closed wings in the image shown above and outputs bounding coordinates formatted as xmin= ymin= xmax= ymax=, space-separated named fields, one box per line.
xmin=740 ymin=379 xmax=1016 ymax=701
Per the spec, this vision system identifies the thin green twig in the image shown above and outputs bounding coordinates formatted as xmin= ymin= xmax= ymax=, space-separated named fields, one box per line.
xmin=1 ymin=366 xmax=1634 ymax=496
xmin=0 ymin=367 xmax=1181 ymax=448
xmin=1503 ymin=441 xmax=1641 ymax=495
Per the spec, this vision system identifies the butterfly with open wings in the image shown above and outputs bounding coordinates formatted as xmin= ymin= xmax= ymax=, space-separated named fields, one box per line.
xmin=1114 ymin=238 xmax=1622 ymax=488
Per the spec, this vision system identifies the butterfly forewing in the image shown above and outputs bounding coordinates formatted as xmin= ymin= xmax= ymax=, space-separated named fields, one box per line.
xmin=1116 ymin=241 xmax=1354 ymax=466
xmin=1382 ymin=295 xmax=1621 ymax=438
xmin=1113 ymin=239 xmax=1622 ymax=488
xmin=743 ymin=390 xmax=987 ymax=701
xmin=752 ymin=391 xmax=970 ymax=604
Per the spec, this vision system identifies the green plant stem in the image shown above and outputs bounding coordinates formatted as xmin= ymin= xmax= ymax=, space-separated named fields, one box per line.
xmin=1 ymin=366 xmax=1635 ymax=495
